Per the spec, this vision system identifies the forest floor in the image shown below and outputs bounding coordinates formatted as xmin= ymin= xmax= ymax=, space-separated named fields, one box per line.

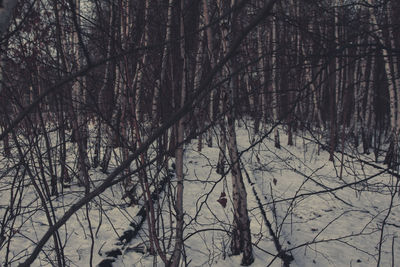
xmin=1 ymin=121 xmax=399 ymax=266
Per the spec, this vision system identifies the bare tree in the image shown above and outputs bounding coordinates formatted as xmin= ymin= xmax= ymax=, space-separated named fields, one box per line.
xmin=223 ymin=0 xmax=254 ymax=264
xmin=0 ymin=0 xmax=18 ymax=37
xmin=0 ymin=0 xmax=18 ymax=158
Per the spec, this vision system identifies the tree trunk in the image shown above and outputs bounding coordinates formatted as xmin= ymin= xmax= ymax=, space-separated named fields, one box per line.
xmin=71 ymin=0 xmax=90 ymax=190
xmin=203 ymin=0 xmax=215 ymax=147
xmin=366 ymin=0 xmax=400 ymax=167
xmin=0 ymin=51 xmax=11 ymax=158
xmin=193 ymin=30 xmax=205 ymax=151
xmin=52 ymin=0 xmax=70 ymax=186
xmin=120 ymin=0 xmax=133 ymax=190
xmin=363 ymin=54 xmax=374 ymax=154
xmin=154 ymin=0 xmax=173 ymax=167
xmin=328 ymin=60 xmax=337 ymax=162
xmin=271 ymin=12 xmax=280 ymax=149
xmin=135 ymin=0 xmax=150 ymax=125
xmin=93 ymin=2 xmax=115 ymax=169
xmin=169 ymin=1 xmax=186 ymax=266
xmin=0 ymin=1 xmax=17 ymax=157
xmin=227 ymin=67 xmax=254 ymax=266
xmin=224 ymin=0 xmax=254 ymax=264
xmin=216 ymin=88 xmax=227 ymax=175
xmin=257 ymin=19 xmax=267 ymax=127
xmin=216 ymin=0 xmax=228 ymax=175
xmin=101 ymin=65 xmax=120 ymax=173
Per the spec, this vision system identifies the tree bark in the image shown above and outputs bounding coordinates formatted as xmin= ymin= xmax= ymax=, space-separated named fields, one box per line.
xmin=203 ymin=0 xmax=216 ymax=147
xmin=271 ymin=11 xmax=280 ymax=149
xmin=225 ymin=0 xmax=254 ymax=264
xmin=169 ymin=1 xmax=186 ymax=265
xmin=93 ymin=2 xmax=115 ymax=169
xmin=366 ymin=0 xmax=400 ymax=167
xmin=257 ymin=16 xmax=267 ymax=127
xmin=70 ymin=0 xmax=90 ymax=190
xmin=0 ymin=0 xmax=17 ymax=158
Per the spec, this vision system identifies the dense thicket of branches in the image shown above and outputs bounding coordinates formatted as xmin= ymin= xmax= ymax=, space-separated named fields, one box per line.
xmin=0 ymin=0 xmax=399 ymax=266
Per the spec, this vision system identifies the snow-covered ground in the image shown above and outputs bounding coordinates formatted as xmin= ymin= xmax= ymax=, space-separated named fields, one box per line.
xmin=1 ymin=122 xmax=399 ymax=266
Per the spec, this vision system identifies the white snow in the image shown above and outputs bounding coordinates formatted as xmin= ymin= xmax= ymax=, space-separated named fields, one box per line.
xmin=1 ymin=122 xmax=399 ymax=266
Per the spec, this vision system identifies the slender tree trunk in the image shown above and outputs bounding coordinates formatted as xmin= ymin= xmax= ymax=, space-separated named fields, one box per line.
xmin=287 ymin=0 xmax=300 ymax=146
xmin=328 ymin=60 xmax=337 ymax=162
xmin=352 ymin=46 xmax=362 ymax=148
xmin=244 ymin=63 xmax=256 ymax=132
xmin=193 ymin=31 xmax=205 ymax=151
xmin=93 ymin=3 xmax=115 ymax=169
xmin=216 ymin=88 xmax=227 ymax=174
xmin=224 ymin=0 xmax=254 ymax=264
xmin=154 ymin=0 xmax=173 ymax=168
xmin=257 ymin=19 xmax=267 ymax=128
xmin=71 ymin=0 xmax=90 ymax=190
xmin=363 ymin=54 xmax=374 ymax=154
xmin=135 ymin=0 xmax=150 ymax=125
xmin=101 ymin=65 xmax=120 ymax=173
xmin=226 ymin=58 xmax=254 ymax=266
xmin=328 ymin=6 xmax=340 ymax=161
xmin=169 ymin=1 xmax=186 ymax=265
xmin=335 ymin=1 xmax=343 ymax=126
xmin=52 ymin=0 xmax=70 ymax=186
xmin=366 ymin=0 xmax=400 ymax=167
xmin=216 ymin=0 xmax=228 ymax=175
xmin=0 ymin=48 xmax=11 ymax=158
xmin=0 ymin=1 xmax=17 ymax=157
xmin=34 ymin=67 xmax=58 ymax=196
xmin=203 ymin=0 xmax=215 ymax=147
xmin=57 ymin=94 xmax=70 ymax=187
xmin=356 ymin=35 xmax=374 ymax=153
xmin=271 ymin=12 xmax=280 ymax=149
xmin=308 ymin=14 xmax=324 ymax=130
